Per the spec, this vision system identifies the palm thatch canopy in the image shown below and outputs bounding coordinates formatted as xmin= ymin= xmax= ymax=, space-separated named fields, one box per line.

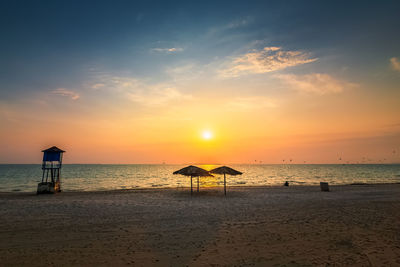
xmin=173 ymin=165 xmax=213 ymax=195
xmin=173 ymin=165 xmax=213 ymax=177
xmin=209 ymin=166 xmax=243 ymax=196
xmin=210 ymin=166 xmax=242 ymax=176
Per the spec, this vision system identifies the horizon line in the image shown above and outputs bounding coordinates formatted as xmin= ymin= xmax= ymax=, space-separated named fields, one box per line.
xmin=1 ymin=162 xmax=399 ymax=165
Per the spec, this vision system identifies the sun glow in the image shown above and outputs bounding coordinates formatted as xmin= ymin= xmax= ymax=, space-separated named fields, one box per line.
xmin=202 ymin=130 xmax=213 ymax=140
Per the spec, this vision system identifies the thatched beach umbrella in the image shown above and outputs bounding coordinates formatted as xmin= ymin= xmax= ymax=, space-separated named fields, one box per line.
xmin=173 ymin=165 xmax=213 ymax=194
xmin=210 ymin=166 xmax=242 ymax=196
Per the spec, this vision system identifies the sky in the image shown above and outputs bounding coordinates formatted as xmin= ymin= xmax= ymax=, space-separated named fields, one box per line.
xmin=0 ymin=0 xmax=400 ymax=164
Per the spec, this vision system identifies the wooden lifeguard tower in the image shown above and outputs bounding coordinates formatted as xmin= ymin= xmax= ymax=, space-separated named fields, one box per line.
xmin=37 ymin=146 xmax=65 ymax=194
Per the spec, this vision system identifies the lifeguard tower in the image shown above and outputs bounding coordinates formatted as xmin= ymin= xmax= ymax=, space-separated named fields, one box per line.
xmin=37 ymin=146 xmax=65 ymax=194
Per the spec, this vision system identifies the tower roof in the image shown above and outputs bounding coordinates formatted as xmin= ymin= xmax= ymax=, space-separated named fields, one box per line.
xmin=42 ymin=146 xmax=65 ymax=153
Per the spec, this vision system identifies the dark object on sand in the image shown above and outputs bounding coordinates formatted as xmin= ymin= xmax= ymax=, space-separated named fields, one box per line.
xmin=320 ymin=182 xmax=330 ymax=192
xmin=173 ymin=165 xmax=213 ymax=194
xmin=37 ymin=146 xmax=65 ymax=194
xmin=210 ymin=166 xmax=243 ymax=196
xmin=284 ymin=181 xmax=289 ymax=186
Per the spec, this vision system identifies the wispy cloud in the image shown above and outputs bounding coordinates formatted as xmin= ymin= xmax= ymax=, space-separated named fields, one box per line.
xmin=151 ymin=47 xmax=184 ymax=53
xmin=276 ymin=73 xmax=357 ymax=95
xmin=226 ymin=18 xmax=249 ymax=29
xmin=91 ymin=83 xmax=105 ymax=89
xmin=219 ymin=47 xmax=317 ymax=78
xmin=390 ymin=57 xmax=400 ymax=72
xmin=51 ymin=88 xmax=80 ymax=100
xmin=207 ymin=17 xmax=252 ymax=37
xmin=92 ymin=76 xmax=191 ymax=107
xmin=165 ymin=63 xmax=205 ymax=83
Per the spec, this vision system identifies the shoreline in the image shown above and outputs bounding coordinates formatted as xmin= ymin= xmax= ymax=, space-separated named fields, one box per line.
xmin=1 ymin=182 xmax=400 ymax=195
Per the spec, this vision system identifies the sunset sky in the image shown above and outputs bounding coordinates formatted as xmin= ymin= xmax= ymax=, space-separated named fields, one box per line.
xmin=1 ymin=1 xmax=400 ymax=164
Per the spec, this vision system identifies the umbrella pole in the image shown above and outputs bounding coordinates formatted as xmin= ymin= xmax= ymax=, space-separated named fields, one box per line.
xmin=191 ymin=176 xmax=193 ymax=195
xmin=224 ymin=173 xmax=226 ymax=196
xmin=197 ymin=177 xmax=199 ymax=192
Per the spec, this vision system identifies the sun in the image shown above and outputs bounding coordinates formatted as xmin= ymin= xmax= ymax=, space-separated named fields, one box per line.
xmin=202 ymin=130 xmax=213 ymax=140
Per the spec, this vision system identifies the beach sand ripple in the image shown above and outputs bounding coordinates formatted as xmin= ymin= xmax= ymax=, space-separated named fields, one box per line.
xmin=0 ymin=185 xmax=399 ymax=266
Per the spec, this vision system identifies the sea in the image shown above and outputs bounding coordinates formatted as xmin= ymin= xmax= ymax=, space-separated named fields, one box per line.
xmin=0 ymin=164 xmax=399 ymax=193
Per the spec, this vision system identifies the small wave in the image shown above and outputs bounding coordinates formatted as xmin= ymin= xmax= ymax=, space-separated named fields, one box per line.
xmin=151 ymin=184 xmax=167 ymax=187
xmin=287 ymin=181 xmax=306 ymax=184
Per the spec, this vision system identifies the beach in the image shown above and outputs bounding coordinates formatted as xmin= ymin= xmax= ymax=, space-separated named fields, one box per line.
xmin=1 ymin=184 xmax=399 ymax=266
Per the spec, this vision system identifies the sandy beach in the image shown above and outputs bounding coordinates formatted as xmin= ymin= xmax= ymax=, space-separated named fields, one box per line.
xmin=1 ymin=184 xmax=400 ymax=266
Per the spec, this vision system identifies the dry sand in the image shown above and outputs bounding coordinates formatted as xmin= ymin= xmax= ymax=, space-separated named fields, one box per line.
xmin=1 ymin=184 xmax=400 ymax=266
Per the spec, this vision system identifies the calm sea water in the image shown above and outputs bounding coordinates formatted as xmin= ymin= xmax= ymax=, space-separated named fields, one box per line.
xmin=0 ymin=164 xmax=399 ymax=192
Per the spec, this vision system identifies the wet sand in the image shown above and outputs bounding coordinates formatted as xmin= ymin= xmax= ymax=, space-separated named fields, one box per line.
xmin=1 ymin=184 xmax=400 ymax=266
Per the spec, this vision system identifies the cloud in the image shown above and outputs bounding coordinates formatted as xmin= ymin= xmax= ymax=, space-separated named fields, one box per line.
xmin=390 ymin=57 xmax=400 ymax=72
xmin=216 ymin=18 xmax=251 ymax=32
xmin=51 ymin=88 xmax=80 ymax=100
xmin=151 ymin=47 xmax=184 ymax=53
xmin=207 ymin=17 xmax=252 ymax=37
xmin=226 ymin=18 xmax=249 ymax=29
xmin=276 ymin=73 xmax=357 ymax=95
xmin=165 ymin=63 xmax=205 ymax=82
xmin=92 ymin=76 xmax=192 ymax=107
xmin=91 ymin=83 xmax=105 ymax=89
xmin=219 ymin=47 xmax=317 ymax=78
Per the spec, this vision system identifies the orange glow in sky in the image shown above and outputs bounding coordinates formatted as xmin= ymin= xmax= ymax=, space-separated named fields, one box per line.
xmin=0 ymin=2 xmax=400 ymax=164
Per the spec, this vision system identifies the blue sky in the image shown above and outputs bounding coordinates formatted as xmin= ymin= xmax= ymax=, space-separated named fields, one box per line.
xmin=1 ymin=1 xmax=400 ymax=163
xmin=1 ymin=1 xmax=399 ymax=98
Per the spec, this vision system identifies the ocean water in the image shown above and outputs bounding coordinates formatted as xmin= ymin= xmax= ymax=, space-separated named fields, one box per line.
xmin=0 ymin=164 xmax=399 ymax=192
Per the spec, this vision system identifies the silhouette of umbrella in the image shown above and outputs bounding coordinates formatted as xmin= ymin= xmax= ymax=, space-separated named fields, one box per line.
xmin=210 ymin=166 xmax=242 ymax=196
xmin=173 ymin=165 xmax=213 ymax=194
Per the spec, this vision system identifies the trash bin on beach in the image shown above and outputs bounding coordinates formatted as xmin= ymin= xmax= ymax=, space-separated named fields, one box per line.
xmin=320 ymin=182 xmax=330 ymax=192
